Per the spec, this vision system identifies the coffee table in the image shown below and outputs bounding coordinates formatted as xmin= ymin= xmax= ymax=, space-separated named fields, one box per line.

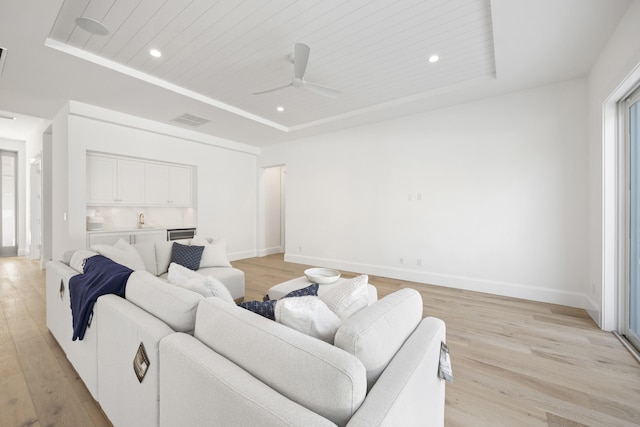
xmin=267 ymin=276 xmax=378 ymax=303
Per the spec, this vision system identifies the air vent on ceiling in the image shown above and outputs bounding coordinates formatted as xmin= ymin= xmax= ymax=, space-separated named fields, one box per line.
xmin=0 ymin=47 xmax=7 ymax=76
xmin=171 ymin=113 xmax=210 ymax=127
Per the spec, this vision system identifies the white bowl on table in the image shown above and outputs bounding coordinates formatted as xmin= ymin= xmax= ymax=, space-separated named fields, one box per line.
xmin=304 ymin=268 xmax=341 ymax=284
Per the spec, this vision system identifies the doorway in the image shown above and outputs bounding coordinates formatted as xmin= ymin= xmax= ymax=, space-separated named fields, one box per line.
xmin=262 ymin=165 xmax=286 ymax=255
xmin=0 ymin=150 xmax=18 ymax=256
xmin=626 ymin=87 xmax=640 ymax=352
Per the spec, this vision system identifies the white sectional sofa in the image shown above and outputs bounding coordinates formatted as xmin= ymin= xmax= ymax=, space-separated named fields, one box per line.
xmin=46 ymin=242 xmax=447 ymax=427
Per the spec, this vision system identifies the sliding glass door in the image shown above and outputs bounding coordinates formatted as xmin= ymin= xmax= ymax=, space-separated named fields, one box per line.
xmin=0 ymin=150 xmax=17 ymax=257
xmin=627 ymin=91 xmax=640 ymax=351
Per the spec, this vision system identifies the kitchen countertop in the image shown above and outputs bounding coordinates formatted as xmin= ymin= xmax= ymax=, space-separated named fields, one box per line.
xmin=86 ymin=226 xmax=196 ymax=233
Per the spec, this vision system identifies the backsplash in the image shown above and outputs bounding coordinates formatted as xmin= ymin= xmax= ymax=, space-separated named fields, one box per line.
xmin=86 ymin=206 xmax=197 ymax=230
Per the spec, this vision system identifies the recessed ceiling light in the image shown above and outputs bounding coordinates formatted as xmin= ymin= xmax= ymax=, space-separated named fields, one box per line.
xmin=428 ymin=54 xmax=439 ymax=63
xmin=277 ymin=106 xmax=284 ymax=112
xmin=150 ymin=49 xmax=162 ymax=58
xmin=75 ymin=17 xmax=109 ymax=36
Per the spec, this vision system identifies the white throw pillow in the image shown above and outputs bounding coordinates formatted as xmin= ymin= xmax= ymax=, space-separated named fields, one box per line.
xmin=167 ymin=261 xmax=199 ymax=285
xmin=167 ymin=262 xmax=234 ymax=303
xmin=275 ymin=296 xmax=341 ymax=343
xmin=191 ymin=236 xmax=232 ymax=268
xmin=69 ymin=249 xmax=98 ymax=273
xmin=91 ymin=239 xmax=146 ymax=271
xmin=319 ymin=275 xmax=370 ymax=321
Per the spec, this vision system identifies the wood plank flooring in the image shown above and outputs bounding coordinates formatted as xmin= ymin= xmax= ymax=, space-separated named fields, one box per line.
xmin=1 ymin=254 xmax=639 ymax=426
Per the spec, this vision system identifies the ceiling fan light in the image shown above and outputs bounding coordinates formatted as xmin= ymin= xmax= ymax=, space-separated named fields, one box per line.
xmin=75 ymin=17 xmax=109 ymax=36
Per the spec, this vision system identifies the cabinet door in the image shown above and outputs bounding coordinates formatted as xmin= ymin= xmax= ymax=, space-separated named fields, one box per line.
xmin=145 ymin=163 xmax=170 ymax=204
xmin=132 ymin=230 xmax=166 ymax=244
xmin=118 ymin=160 xmax=146 ymax=204
xmin=87 ymin=156 xmax=118 ymax=204
xmin=88 ymin=232 xmax=132 ymax=247
xmin=168 ymin=166 xmax=192 ymax=206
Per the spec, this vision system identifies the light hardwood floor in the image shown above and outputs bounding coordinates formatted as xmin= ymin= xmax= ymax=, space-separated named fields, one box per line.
xmin=1 ymin=254 xmax=639 ymax=426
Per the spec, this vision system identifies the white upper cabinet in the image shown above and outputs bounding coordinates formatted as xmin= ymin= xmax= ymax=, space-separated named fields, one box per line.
xmin=87 ymin=155 xmax=145 ymax=205
xmin=87 ymin=155 xmax=118 ymax=204
xmin=87 ymin=154 xmax=193 ymax=207
xmin=117 ymin=160 xmax=146 ymax=204
xmin=145 ymin=163 xmax=192 ymax=206
xmin=145 ymin=163 xmax=170 ymax=204
xmin=168 ymin=166 xmax=192 ymax=206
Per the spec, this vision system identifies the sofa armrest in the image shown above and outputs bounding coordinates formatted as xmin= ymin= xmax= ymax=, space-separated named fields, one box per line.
xmin=346 ymin=317 xmax=446 ymax=427
xmin=160 ymin=333 xmax=337 ymax=427
xmin=97 ymin=294 xmax=175 ymax=427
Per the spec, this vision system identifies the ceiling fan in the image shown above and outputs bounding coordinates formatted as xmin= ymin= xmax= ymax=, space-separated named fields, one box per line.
xmin=253 ymin=43 xmax=341 ymax=98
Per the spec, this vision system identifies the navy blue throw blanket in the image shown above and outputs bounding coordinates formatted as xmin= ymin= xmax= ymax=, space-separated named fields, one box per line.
xmin=69 ymin=255 xmax=133 ymax=341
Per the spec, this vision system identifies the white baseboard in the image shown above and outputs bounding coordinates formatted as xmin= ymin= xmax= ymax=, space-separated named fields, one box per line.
xmin=229 ymin=249 xmax=257 ymax=261
xmin=583 ymin=295 xmax=602 ymax=328
xmin=284 ymin=253 xmax=587 ymax=309
xmin=257 ymin=246 xmax=284 ymax=257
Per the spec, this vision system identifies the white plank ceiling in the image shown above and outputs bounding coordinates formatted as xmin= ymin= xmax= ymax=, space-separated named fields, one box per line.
xmin=0 ymin=0 xmax=632 ymax=145
xmin=47 ymin=0 xmax=495 ymax=129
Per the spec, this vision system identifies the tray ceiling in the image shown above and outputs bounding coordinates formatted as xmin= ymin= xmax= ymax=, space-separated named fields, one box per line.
xmin=46 ymin=0 xmax=496 ymax=131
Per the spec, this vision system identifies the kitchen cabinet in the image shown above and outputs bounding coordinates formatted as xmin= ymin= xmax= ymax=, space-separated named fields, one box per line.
xmin=87 ymin=154 xmax=192 ymax=207
xmin=86 ymin=155 xmax=145 ymax=205
xmin=87 ymin=229 xmax=166 ymax=247
xmin=145 ymin=163 xmax=192 ymax=206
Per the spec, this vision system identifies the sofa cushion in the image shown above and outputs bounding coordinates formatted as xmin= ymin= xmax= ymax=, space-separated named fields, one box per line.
xmin=334 ymin=288 xmax=423 ymax=390
xmin=191 ymin=236 xmax=232 ymax=267
xmin=196 ymin=267 xmax=245 ymax=300
xmin=155 ymin=240 xmax=174 ymax=276
xmin=91 ymin=239 xmax=146 ymax=271
xmin=238 ymin=284 xmax=319 ymax=319
xmin=167 ymin=262 xmax=234 ymax=303
xmin=69 ymin=249 xmax=98 ymax=273
xmin=275 ymin=296 xmax=341 ymax=343
xmin=131 ymin=242 xmax=159 ymax=275
xmin=125 ymin=270 xmax=203 ymax=334
xmin=171 ymin=242 xmax=204 ymax=270
xmin=237 ymin=299 xmax=277 ymax=319
xmin=319 ymin=275 xmax=369 ymax=321
xmin=154 ymin=239 xmax=190 ymax=276
xmin=195 ymin=297 xmax=367 ymax=427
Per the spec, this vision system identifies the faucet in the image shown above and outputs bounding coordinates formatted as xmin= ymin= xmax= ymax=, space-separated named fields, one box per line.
xmin=138 ymin=213 xmax=145 ymax=228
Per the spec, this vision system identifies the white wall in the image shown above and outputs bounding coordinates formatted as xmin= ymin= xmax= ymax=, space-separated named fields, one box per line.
xmin=49 ymin=101 xmax=259 ymax=261
xmin=588 ymin=0 xmax=640 ymax=329
xmin=260 ymin=79 xmax=589 ymax=307
xmin=24 ymin=119 xmax=51 ymax=260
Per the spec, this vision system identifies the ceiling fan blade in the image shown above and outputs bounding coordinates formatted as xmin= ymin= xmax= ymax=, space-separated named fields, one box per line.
xmin=252 ymin=82 xmax=293 ymax=95
xmin=303 ymin=81 xmax=341 ymax=98
xmin=294 ymin=43 xmax=310 ymax=80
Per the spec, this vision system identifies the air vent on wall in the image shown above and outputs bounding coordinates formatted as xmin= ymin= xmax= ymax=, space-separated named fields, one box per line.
xmin=171 ymin=113 xmax=210 ymax=127
xmin=0 ymin=47 xmax=7 ymax=76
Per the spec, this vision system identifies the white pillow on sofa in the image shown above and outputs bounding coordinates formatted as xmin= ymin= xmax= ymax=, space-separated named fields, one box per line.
xmin=275 ymin=296 xmax=341 ymax=343
xmin=191 ymin=236 xmax=232 ymax=268
xmin=334 ymin=288 xmax=423 ymax=390
xmin=91 ymin=239 xmax=146 ymax=271
xmin=319 ymin=275 xmax=369 ymax=321
xmin=69 ymin=249 xmax=98 ymax=273
xmin=167 ymin=262 xmax=234 ymax=303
